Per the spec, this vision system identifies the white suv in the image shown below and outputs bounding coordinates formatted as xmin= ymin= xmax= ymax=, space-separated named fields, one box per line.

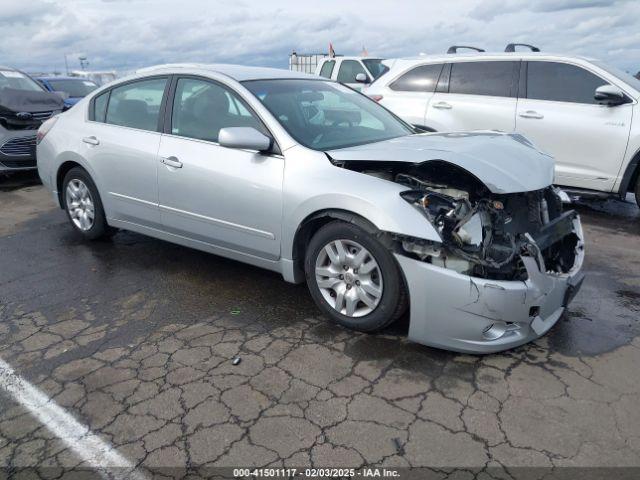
xmin=315 ymin=57 xmax=388 ymax=90
xmin=365 ymin=46 xmax=640 ymax=206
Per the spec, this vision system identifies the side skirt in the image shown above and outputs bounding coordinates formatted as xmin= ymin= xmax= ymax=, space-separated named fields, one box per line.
xmin=107 ymin=218 xmax=287 ymax=278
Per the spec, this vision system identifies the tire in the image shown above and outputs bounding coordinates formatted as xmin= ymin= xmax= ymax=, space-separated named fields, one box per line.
xmin=304 ymin=221 xmax=408 ymax=332
xmin=635 ymin=175 xmax=640 ymax=208
xmin=62 ymin=167 xmax=112 ymax=240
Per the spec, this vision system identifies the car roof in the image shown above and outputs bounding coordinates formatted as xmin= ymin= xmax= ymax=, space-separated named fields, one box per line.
xmin=135 ymin=63 xmax=323 ymax=81
xmin=0 ymin=65 xmax=17 ymax=71
xmin=37 ymin=76 xmax=93 ymax=81
xmin=392 ymin=51 xmax=598 ymax=65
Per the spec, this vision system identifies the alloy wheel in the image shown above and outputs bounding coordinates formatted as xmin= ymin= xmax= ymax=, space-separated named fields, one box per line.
xmin=315 ymin=239 xmax=383 ymax=317
xmin=65 ymin=179 xmax=95 ymax=231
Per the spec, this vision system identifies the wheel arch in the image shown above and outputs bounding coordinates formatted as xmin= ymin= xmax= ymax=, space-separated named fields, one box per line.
xmin=282 ymin=186 xmax=442 ymax=283
xmin=289 ymin=209 xmax=384 ymax=284
xmin=56 ymin=160 xmax=85 ymax=208
xmin=618 ymin=147 xmax=640 ymax=199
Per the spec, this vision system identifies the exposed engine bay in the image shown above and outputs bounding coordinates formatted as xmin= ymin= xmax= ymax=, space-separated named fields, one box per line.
xmin=336 ymin=159 xmax=582 ymax=281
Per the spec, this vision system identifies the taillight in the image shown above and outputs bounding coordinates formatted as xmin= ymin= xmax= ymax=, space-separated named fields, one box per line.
xmin=369 ymin=94 xmax=383 ymax=102
xmin=36 ymin=116 xmax=58 ymax=145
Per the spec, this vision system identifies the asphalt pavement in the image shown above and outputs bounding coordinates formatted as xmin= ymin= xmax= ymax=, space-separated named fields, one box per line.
xmin=1 ymin=171 xmax=639 ymax=477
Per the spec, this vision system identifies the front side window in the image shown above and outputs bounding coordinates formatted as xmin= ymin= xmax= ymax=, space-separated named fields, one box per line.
xmin=105 ymin=78 xmax=167 ymax=131
xmin=390 ymin=64 xmax=444 ymax=92
xmin=336 ymin=60 xmax=368 ymax=83
xmin=243 ymin=79 xmax=412 ymax=151
xmin=319 ymin=61 xmax=335 ymax=79
xmin=448 ymin=61 xmax=517 ymax=97
xmin=362 ymin=59 xmax=389 ymax=80
xmin=171 ymin=78 xmax=267 ymax=143
xmin=527 ymin=62 xmax=609 ymax=104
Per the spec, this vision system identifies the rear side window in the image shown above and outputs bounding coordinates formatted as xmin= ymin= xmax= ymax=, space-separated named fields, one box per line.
xmin=92 ymin=92 xmax=109 ymax=122
xmin=105 ymin=78 xmax=167 ymax=131
xmin=449 ymin=61 xmax=517 ymax=97
xmin=526 ymin=62 xmax=609 ymax=104
xmin=319 ymin=61 xmax=335 ymax=79
xmin=337 ymin=60 xmax=368 ymax=83
xmin=390 ymin=64 xmax=444 ymax=92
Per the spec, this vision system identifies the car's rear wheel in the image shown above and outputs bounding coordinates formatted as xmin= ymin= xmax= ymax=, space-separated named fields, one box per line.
xmin=304 ymin=221 xmax=407 ymax=332
xmin=62 ymin=167 xmax=111 ymax=240
xmin=635 ymin=175 xmax=640 ymax=208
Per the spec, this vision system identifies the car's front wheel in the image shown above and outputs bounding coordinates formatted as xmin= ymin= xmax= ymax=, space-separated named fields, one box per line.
xmin=304 ymin=221 xmax=407 ymax=332
xmin=62 ymin=167 xmax=111 ymax=240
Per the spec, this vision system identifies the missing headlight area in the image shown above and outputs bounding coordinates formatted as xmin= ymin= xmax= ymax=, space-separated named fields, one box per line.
xmin=341 ymin=159 xmax=582 ymax=281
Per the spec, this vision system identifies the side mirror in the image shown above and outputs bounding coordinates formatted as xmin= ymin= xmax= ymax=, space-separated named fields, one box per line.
xmin=355 ymin=73 xmax=369 ymax=84
xmin=595 ymin=85 xmax=626 ymax=106
xmin=218 ymin=127 xmax=272 ymax=152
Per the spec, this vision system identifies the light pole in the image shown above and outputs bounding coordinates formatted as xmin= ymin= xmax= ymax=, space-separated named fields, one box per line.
xmin=78 ymin=56 xmax=89 ymax=70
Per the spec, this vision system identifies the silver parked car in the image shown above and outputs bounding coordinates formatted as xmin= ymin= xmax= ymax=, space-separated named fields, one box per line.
xmin=36 ymin=64 xmax=585 ymax=353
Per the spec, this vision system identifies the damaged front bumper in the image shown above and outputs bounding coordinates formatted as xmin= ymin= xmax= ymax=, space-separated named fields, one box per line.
xmin=395 ymin=216 xmax=585 ymax=354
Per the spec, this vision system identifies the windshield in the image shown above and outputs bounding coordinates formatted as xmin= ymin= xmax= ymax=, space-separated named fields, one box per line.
xmin=243 ymin=79 xmax=412 ymax=151
xmin=0 ymin=70 xmax=44 ymax=92
xmin=593 ymin=61 xmax=640 ymax=95
xmin=47 ymin=79 xmax=98 ymax=97
xmin=363 ymin=59 xmax=389 ymax=79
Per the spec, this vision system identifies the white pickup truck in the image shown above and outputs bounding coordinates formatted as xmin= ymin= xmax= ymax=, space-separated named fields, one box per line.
xmin=315 ymin=57 xmax=388 ymax=90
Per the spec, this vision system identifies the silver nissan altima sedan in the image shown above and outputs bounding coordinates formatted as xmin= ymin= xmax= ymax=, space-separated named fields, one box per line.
xmin=36 ymin=64 xmax=585 ymax=353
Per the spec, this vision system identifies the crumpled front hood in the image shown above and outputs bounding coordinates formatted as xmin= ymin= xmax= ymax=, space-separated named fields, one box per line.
xmin=327 ymin=132 xmax=555 ymax=194
xmin=0 ymin=87 xmax=64 ymax=113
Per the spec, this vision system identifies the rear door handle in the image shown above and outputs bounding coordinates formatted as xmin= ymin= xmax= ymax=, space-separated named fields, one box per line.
xmin=82 ymin=136 xmax=100 ymax=145
xmin=519 ymin=110 xmax=544 ymax=119
xmin=161 ymin=156 xmax=183 ymax=169
xmin=432 ymin=101 xmax=452 ymax=110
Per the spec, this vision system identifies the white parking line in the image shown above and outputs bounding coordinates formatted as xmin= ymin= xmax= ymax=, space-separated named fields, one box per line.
xmin=0 ymin=357 xmax=148 ymax=479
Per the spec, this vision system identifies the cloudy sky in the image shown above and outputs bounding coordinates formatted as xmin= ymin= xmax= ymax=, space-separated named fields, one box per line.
xmin=1 ymin=0 xmax=639 ymax=75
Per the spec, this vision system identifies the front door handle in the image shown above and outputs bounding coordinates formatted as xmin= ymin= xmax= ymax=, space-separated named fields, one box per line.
xmin=161 ymin=156 xmax=183 ymax=169
xmin=519 ymin=110 xmax=544 ymax=119
xmin=82 ymin=136 xmax=100 ymax=146
xmin=432 ymin=101 xmax=452 ymax=110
